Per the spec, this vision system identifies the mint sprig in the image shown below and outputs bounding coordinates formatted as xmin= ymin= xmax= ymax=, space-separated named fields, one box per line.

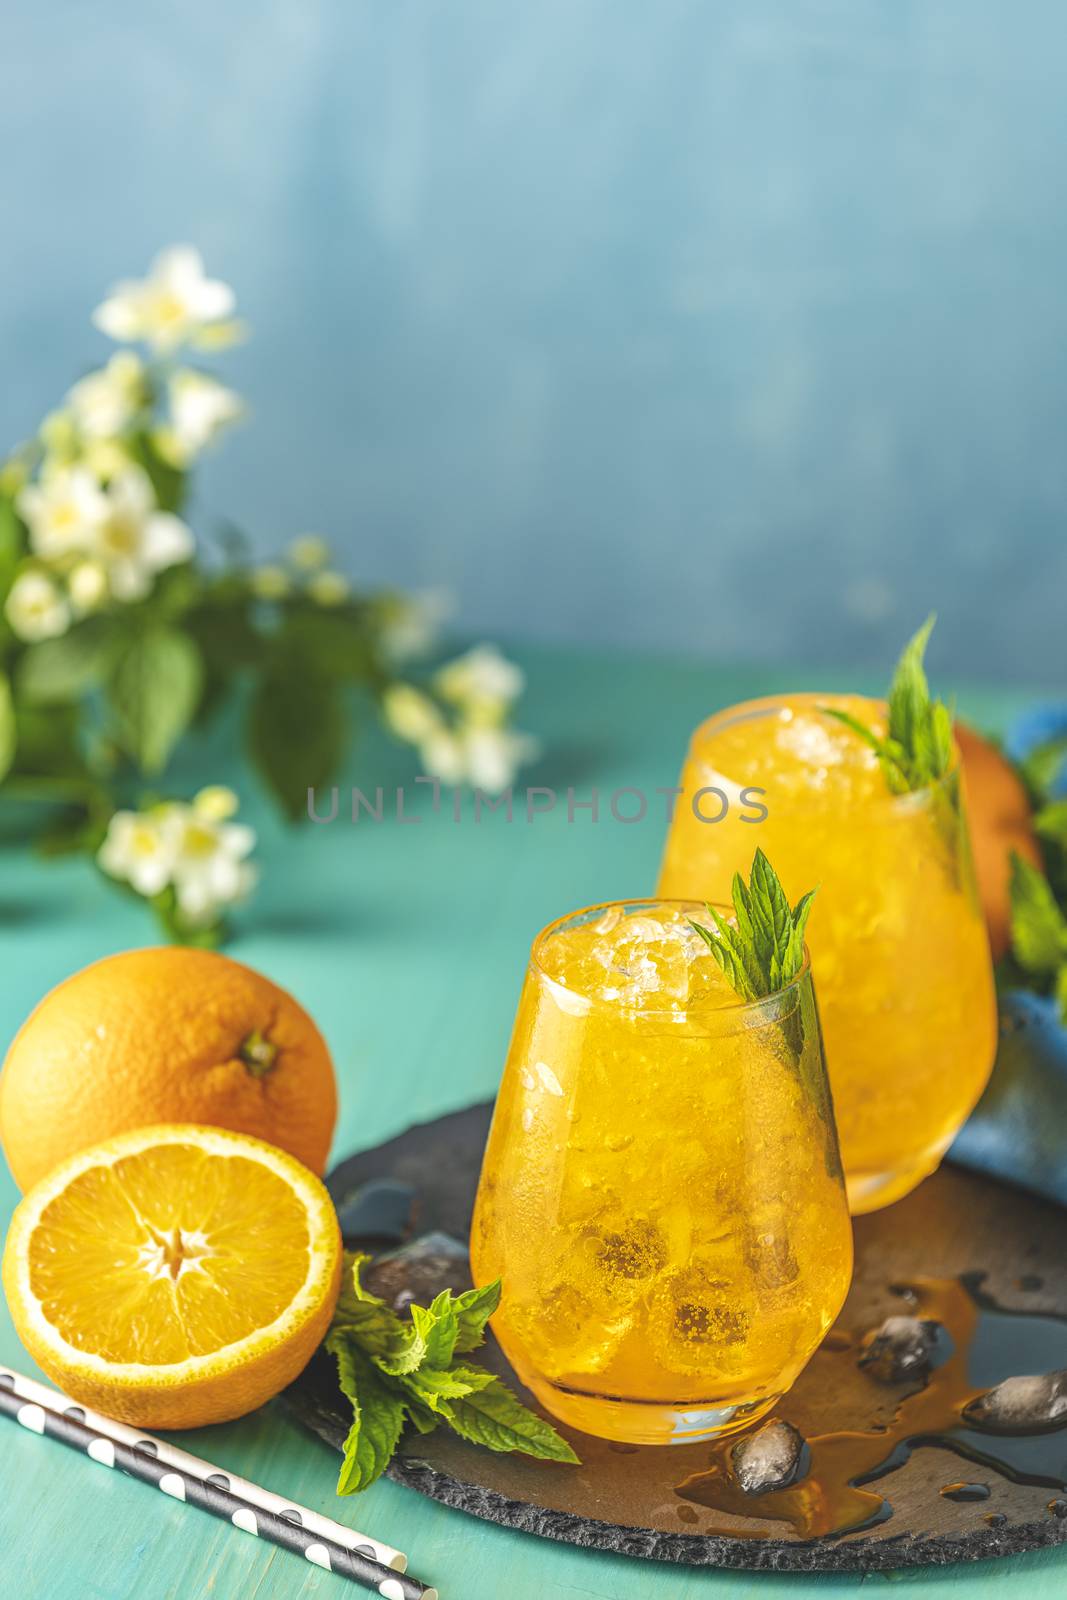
xmin=325 ymin=1254 xmax=579 ymax=1493
xmin=1007 ymin=851 xmax=1067 ymax=1020
xmin=688 ymin=847 xmax=816 ymax=1002
xmin=820 ymin=614 xmax=953 ymax=794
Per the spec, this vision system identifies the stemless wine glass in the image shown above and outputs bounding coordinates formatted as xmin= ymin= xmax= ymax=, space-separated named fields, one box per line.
xmin=658 ymin=693 xmax=998 ymax=1214
xmin=469 ymin=900 xmax=853 ymax=1446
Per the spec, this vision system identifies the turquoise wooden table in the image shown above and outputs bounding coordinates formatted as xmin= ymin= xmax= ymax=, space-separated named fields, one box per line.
xmin=2 ymin=644 xmax=1064 ymax=1600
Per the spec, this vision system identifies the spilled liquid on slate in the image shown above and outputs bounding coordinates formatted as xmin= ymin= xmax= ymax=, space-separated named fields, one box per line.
xmin=676 ymin=1274 xmax=1067 ymax=1539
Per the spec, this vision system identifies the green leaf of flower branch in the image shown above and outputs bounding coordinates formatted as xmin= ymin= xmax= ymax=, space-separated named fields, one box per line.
xmin=452 ymin=1279 xmax=502 ymax=1353
xmin=246 ymin=660 xmax=347 ymax=822
xmin=1008 ymin=852 xmax=1067 ymax=975
xmin=0 ymin=495 xmax=25 ymax=610
xmin=0 ymin=671 xmax=16 ymax=784
xmin=17 ymin=619 xmax=120 ymax=706
xmin=436 ymin=1377 xmax=580 ymax=1463
xmin=128 ymin=430 xmax=186 ymax=516
xmin=108 ymin=626 xmax=204 ymax=775
xmin=328 ymin=1333 xmax=407 ymax=1495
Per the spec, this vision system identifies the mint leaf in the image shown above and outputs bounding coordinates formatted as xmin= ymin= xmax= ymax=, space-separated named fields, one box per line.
xmin=1009 ymin=852 xmax=1067 ymax=975
xmin=330 ymin=1253 xmax=407 ymax=1358
xmin=399 ymin=1362 xmax=497 ymax=1413
xmin=327 ymin=1333 xmax=407 ymax=1494
xmin=1056 ymin=965 xmax=1067 ymax=1024
xmin=818 ymin=707 xmax=910 ymax=791
xmin=414 ymin=1292 xmax=460 ymax=1368
xmin=325 ymin=1259 xmax=581 ymax=1492
xmin=1035 ymin=800 xmax=1067 ymax=846
xmin=689 ymin=848 xmax=815 ymax=1003
xmin=438 ymin=1377 xmax=579 ymax=1463
xmin=820 ymin=616 xmax=953 ymax=796
xmin=1019 ymin=735 xmax=1067 ymax=803
xmin=373 ymin=1291 xmax=461 ymax=1376
xmin=452 ymin=1279 xmax=502 ymax=1353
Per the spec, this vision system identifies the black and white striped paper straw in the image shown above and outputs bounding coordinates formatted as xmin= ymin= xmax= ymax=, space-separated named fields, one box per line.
xmin=0 ymin=1367 xmax=406 ymax=1572
xmin=0 ymin=1372 xmax=436 ymax=1599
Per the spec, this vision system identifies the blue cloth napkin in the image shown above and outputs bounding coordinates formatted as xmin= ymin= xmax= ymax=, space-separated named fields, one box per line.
xmin=948 ymin=704 xmax=1067 ymax=1208
xmin=950 ymin=990 xmax=1067 ymax=1207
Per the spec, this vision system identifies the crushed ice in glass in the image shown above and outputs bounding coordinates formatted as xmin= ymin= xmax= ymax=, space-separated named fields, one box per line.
xmin=541 ymin=904 xmax=736 ymax=1012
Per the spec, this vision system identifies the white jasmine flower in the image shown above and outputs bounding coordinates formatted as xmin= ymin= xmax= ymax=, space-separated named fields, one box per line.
xmin=94 ymin=468 xmax=194 ymax=600
xmin=192 ymin=785 xmax=240 ymax=821
xmin=379 ymin=589 xmax=453 ymax=663
xmin=97 ymin=791 xmax=258 ymax=930
xmin=420 ymin=728 xmax=468 ymax=787
xmin=464 ymin=725 xmax=540 ymax=793
xmin=288 ymin=534 xmax=331 ymax=570
xmin=38 ymin=410 xmax=80 ymax=466
xmin=68 ymin=560 xmax=109 ymax=614
xmin=161 ymin=796 xmax=257 ymax=924
xmin=93 ymin=246 xmax=236 ymax=353
xmin=251 ymin=564 xmax=291 ymax=601
xmin=306 ymin=570 xmax=350 ymax=606
xmin=4 ymin=569 xmax=71 ymax=641
xmin=435 ymin=644 xmax=525 ymax=716
xmin=67 ymin=353 xmax=145 ymax=439
xmin=164 ymin=369 xmax=242 ymax=462
xmin=382 ymin=684 xmax=443 ymax=744
xmin=97 ymin=809 xmax=175 ymax=897
xmin=17 ymin=466 xmax=109 ymax=560
xmin=80 ymin=437 xmax=134 ymax=483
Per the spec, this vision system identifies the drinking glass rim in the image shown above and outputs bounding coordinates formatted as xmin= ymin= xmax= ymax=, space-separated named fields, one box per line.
xmin=529 ymin=896 xmax=812 ymax=1018
xmin=689 ymin=690 xmax=960 ymax=807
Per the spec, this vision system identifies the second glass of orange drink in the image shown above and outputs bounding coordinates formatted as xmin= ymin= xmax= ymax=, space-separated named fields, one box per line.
xmin=471 ymin=892 xmax=852 ymax=1445
xmin=658 ymin=627 xmax=997 ymax=1213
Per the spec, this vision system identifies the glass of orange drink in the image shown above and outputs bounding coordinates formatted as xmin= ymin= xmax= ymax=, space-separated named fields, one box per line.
xmin=470 ymin=898 xmax=853 ymax=1445
xmin=658 ymin=692 xmax=998 ymax=1213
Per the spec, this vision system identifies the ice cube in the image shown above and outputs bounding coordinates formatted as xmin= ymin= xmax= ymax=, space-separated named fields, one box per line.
xmin=362 ymin=1232 xmax=471 ymax=1312
xmin=537 ymin=1281 xmax=627 ymax=1375
xmin=730 ymin=1419 xmax=809 ymax=1495
xmin=743 ymin=1207 xmax=800 ymax=1295
xmin=649 ymin=1264 xmax=752 ymax=1376
xmin=858 ymin=1316 xmax=943 ymax=1383
xmin=594 ymin=1220 xmax=667 ymax=1281
xmin=963 ymin=1369 xmax=1067 ymax=1434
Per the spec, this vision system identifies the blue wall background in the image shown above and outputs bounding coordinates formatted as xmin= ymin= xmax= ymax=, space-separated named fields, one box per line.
xmin=2 ymin=1 xmax=1065 ymax=682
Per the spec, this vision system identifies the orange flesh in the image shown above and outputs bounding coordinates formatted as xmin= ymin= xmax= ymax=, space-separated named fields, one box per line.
xmin=28 ymin=1144 xmax=311 ymax=1364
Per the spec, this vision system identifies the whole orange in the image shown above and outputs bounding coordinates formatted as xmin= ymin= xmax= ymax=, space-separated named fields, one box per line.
xmin=0 ymin=948 xmax=337 ymax=1193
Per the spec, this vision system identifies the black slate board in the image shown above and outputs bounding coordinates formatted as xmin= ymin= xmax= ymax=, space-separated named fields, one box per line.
xmin=285 ymin=1102 xmax=1067 ymax=1572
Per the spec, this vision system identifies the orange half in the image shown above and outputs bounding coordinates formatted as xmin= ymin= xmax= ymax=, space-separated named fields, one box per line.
xmin=2 ymin=1124 xmax=341 ymax=1428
